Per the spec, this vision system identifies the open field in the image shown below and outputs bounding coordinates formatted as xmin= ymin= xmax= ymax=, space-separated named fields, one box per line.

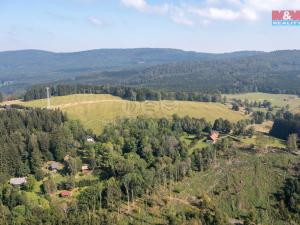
xmin=248 ymin=120 xmax=274 ymax=134
xmin=240 ymin=134 xmax=286 ymax=149
xmin=225 ymin=92 xmax=300 ymax=111
xmin=7 ymin=94 xmax=247 ymax=133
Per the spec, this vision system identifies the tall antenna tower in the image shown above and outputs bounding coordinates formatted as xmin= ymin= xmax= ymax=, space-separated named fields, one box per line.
xmin=46 ymin=87 xmax=51 ymax=109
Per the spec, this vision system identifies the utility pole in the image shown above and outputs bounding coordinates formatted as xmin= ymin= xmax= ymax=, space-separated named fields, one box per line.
xmin=46 ymin=87 xmax=51 ymax=109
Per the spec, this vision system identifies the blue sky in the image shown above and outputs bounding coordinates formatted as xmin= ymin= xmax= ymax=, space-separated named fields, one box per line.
xmin=1 ymin=0 xmax=300 ymax=53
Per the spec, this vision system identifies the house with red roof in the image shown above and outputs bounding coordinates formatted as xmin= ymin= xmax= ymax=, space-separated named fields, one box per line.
xmin=208 ymin=131 xmax=219 ymax=144
xmin=60 ymin=191 xmax=71 ymax=198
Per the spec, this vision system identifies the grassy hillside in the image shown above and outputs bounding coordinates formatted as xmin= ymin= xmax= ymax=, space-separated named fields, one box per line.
xmin=11 ymin=94 xmax=247 ymax=133
xmin=225 ymin=92 xmax=300 ymax=111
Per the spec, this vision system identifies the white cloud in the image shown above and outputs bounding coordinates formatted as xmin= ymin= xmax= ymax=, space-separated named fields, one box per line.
xmin=189 ymin=6 xmax=258 ymax=21
xmin=121 ymin=0 xmax=169 ymax=14
xmin=119 ymin=0 xmax=300 ymax=26
xmin=246 ymin=0 xmax=300 ymax=11
xmin=121 ymin=0 xmax=147 ymax=11
xmin=241 ymin=8 xmax=258 ymax=21
xmin=88 ymin=17 xmax=107 ymax=28
xmin=191 ymin=7 xmax=240 ymax=20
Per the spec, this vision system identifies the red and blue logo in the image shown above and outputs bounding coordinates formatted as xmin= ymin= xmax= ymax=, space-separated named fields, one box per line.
xmin=272 ymin=10 xmax=300 ymax=26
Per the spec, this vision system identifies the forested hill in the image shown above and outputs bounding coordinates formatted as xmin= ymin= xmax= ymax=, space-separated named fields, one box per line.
xmin=0 ymin=48 xmax=262 ymax=94
xmin=2 ymin=49 xmax=300 ymax=95
xmin=0 ymin=48 xmax=212 ymax=94
xmin=140 ymin=50 xmax=300 ymax=94
xmin=66 ymin=50 xmax=300 ymax=95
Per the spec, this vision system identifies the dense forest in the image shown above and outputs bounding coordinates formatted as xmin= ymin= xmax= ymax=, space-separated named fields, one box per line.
xmin=0 ymin=107 xmax=239 ymax=225
xmin=23 ymin=85 xmax=223 ymax=103
xmin=270 ymin=114 xmax=300 ymax=140
xmin=1 ymin=48 xmax=255 ymax=94
xmin=0 ymin=102 xmax=299 ymax=224
xmin=0 ymin=108 xmax=89 ymax=181
xmin=2 ymin=49 xmax=300 ymax=95
xmin=57 ymin=50 xmax=300 ymax=95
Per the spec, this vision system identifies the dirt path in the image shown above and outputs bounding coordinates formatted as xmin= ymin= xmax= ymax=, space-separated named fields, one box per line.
xmin=51 ymin=99 xmax=124 ymax=109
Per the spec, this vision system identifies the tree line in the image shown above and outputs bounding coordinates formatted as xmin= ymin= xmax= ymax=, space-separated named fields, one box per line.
xmin=270 ymin=113 xmax=300 ymax=140
xmin=23 ymin=84 xmax=223 ymax=103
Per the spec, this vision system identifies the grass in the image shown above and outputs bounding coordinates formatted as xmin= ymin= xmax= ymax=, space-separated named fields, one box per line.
xmin=11 ymin=94 xmax=247 ymax=134
xmin=75 ymin=172 xmax=98 ymax=182
xmin=225 ymin=92 xmax=300 ymax=111
xmin=33 ymin=180 xmax=43 ymax=193
xmin=24 ymin=192 xmax=50 ymax=208
xmin=249 ymin=121 xmax=274 ymax=134
xmin=189 ymin=138 xmax=209 ymax=153
xmin=241 ymin=135 xmax=286 ymax=149
xmin=181 ymin=134 xmax=209 ymax=155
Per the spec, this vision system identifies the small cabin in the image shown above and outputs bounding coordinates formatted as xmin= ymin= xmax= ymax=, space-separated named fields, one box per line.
xmin=60 ymin=191 xmax=71 ymax=198
xmin=208 ymin=131 xmax=219 ymax=144
xmin=10 ymin=177 xmax=27 ymax=186
xmin=82 ymin=165 xmax=90 ymax=173
xmin=86 ymin=137 xmax=95 ymax=143
xmin=50 ymin=162 xmax=60 ymax=172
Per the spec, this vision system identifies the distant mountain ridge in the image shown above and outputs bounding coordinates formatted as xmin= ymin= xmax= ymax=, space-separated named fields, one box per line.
xmin=0 ymin=48 xmax=298 ymax=94
xmin=58 ymin=49 xmax=300 ymax=95
xmin=0 ymin=48 xmax=215 ymax=93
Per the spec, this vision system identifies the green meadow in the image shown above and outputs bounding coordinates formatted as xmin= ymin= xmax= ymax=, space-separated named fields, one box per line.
xmin=11 ymin=94 xmax=247 ymax=133
xmin=225 ymin=92 xmax=300 ymax=112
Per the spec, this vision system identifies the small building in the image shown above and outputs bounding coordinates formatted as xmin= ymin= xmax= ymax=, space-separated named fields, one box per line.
xmin=60 ymin=191 xmax=71 ymax=198
xmin=10 ymin=177 xmax=27 ymax=186
xmin=50 ymin=162 xmax=60 ymax=172
xmin=86 ymin=137 xmax=95 ymax=143
xmin=81 ymin=165 xmax=90 ymax=173
xmin=208 ymin=131 xmax=219 ymax=144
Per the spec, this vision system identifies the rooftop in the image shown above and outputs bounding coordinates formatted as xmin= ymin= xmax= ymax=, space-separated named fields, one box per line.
xmin=10 ymin=177 xmax=27 ymax=185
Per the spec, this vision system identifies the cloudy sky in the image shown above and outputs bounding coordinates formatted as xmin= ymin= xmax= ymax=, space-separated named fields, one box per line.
xmin=1 ymin=0 xmax=300 ymax=53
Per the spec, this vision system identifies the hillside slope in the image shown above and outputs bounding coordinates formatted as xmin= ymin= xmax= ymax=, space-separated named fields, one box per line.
xmin=11 ymin=94 xmax=247 ymax=133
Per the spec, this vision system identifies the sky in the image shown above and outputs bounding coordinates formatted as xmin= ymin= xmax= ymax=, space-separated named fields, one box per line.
xmin=1 ymin=0 xmax=300 ymax=53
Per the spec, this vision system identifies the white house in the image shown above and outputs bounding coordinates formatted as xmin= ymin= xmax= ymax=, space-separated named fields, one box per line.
xmin=10 ymin=177 xmax=27 ymax=186
xmin=86 ymin=137 xmax=95 ymax=143
xmin=82 ymin=165 xmax=89 ymax=172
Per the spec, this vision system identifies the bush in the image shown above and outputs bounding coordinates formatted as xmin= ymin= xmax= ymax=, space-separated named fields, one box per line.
xmin=34 ymin=169 xmax=45 ymax=181
xmin=76 ymin=179 xmax=98 ymax=188
xmin=58 ymin=179 xmax=75 ymax=191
